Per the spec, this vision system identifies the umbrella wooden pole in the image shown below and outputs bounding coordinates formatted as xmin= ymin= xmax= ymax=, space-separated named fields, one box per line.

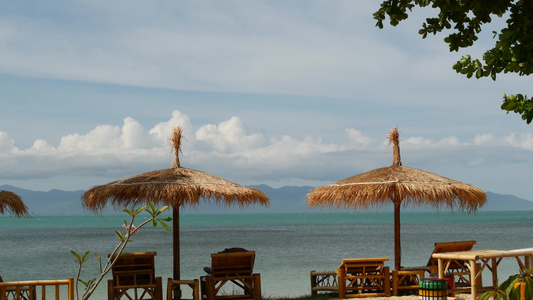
xmin=172 ymin=206 xmax=182 ymax=299
xmin=394 ymin=202 xmax=401 ymax=271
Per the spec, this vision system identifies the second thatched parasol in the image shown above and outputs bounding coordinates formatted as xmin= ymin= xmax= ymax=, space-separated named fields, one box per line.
xmin=307 ymin=128 xmax=486 ymax=271
xmin=82 ymin=126 xmax=269 ymax=288
xmin=0 ymin=190 xmax=29 ymax=217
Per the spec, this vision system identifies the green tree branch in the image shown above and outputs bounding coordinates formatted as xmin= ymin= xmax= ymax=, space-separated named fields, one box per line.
xmin=71 ymin=203 xmax=171 ymax=300
xmin=374 ymin=0 xmax=533 ymax=123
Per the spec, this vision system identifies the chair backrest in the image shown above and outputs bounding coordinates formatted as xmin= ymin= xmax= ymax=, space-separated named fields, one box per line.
xmin=109 ymin=252 xmax=157 ymax=286
xmin=210 ymin=251 xmax=255 ymax=277
xmin=338 ymin=258 xmax=388 ymax=275
xmin=427 ymin=240 xmax=476 ymax=268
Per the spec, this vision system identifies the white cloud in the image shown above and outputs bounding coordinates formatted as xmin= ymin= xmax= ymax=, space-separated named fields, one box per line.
xmin=196 ymin=117 xmax=265 ymax=152
xmin=28 ymin=140 xmax=55 ymax=153
xmin=345 ymin=128 xmax=374 ymax=149
xmin=149 ymin=111 xmax=193 ymax=145
xmin=504 ymin=133 xmax=533 ymax=150
xmin=471 ymin=133 xmax=533 ymax=151
xmin=474 ymin=134 xmax=495 ymax=146
xmin=120 ymin=117 xmax=151 ymax=149
xmin=403 ymin=136 xmax=432 ymax=147
xmin=58 ymin=125 xmax=122 ymax=152
xmin=0 ymin=131 xmax=16 ymax=152
xmin=438 ymin=136 xmax=461 ymax=146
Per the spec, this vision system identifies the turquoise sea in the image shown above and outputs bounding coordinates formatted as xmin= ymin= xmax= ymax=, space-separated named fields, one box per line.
xmin=1 ymin=210 xmax=533 ymax=299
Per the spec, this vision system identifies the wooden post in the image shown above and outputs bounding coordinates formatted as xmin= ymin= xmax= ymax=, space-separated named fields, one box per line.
xmin=253 ymin=274 xmax=261 ymax=300
xmin=470 ymin=260 xmax=477 ymax=300
xmin=438 ymin=259 xmax=444 ymax=278
xmin=491 ymin=258 xmax=498 ymax=290
xmin=337 ymin=268 xmax=346 ymax=299
xmin=310 ymin=271 xmax=317 ymax=296
xmin=108 ymin=279 xmax=114 ymax=300
xmin=394 ymin=202 xmax=401 ymax=271
xmin=383 ymin=267 xmax=391 ymax=297
xmin=68 ymin=277 xmax=74 ymax=300
xmin=173 ymin=206 xmax=181 ymax=299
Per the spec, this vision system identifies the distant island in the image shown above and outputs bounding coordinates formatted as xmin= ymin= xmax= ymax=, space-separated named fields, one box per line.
xmin=1 ymin=184 xmax=533 ymax=216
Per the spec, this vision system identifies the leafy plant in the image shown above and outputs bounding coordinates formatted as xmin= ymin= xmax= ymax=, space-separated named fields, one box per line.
xmin=71 ymin=203 xmax=171 ymax=300
xmin=478 ymin=269 xmax=533 ymax=300
xmin=477 ymin=284 xmax=509 ymax=300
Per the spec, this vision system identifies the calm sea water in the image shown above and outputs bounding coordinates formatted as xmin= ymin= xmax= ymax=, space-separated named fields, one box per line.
xmin=1 ymin=210 xmax=533 ymax=299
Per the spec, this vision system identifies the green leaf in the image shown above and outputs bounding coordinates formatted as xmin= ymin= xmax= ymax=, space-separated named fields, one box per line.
xmin=159 ymin=220 xmax=171 ymax=231
xmin=134 ymin=206 xmax=146 ymax=215
xmin=476 ymin=68 xmax=483 ymax=78
xmin=71 ymin=250 xmax=81 ymax=261
xmin=115 ymin=230 xmax=125 ymax=241
xmin=81 ymin=251 xmax=91 ymax=263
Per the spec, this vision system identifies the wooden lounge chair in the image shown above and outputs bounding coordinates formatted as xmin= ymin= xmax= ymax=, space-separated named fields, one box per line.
xmin=336 ymin=258 xmax=391 ymax=298
xmin=394 ymin=240 xmax=480 ymax=295
xmin=310 ymin=270 xmax=339 ymax=295
xmin=107 ymin=252 xmax=162 ymax=300
xmin=200 ymin=251 xmax=261 ymax=300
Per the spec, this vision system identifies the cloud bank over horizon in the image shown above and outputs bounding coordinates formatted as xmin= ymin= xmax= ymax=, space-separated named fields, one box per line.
xmin=2 ymin=110 xmax=532 ymax=200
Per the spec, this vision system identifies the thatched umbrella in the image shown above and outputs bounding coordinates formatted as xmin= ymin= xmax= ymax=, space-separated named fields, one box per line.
xmin=307 ymin=128 xmax=486 ymax=271
xmin=82 ymin=126 xmax=269 ymax=285
xmin=0 ymin=190 xmax=29 ymax=217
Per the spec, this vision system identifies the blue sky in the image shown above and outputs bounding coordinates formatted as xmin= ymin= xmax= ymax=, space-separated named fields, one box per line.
xmin=1 ymin=1 xmax=532 ymax=201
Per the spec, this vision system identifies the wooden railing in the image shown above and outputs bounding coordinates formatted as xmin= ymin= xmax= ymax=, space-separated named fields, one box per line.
xmin=0 ymin=278 xmax=74 ymax=300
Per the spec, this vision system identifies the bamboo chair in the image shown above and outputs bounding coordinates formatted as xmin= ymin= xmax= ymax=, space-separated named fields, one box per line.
xmin=107 ymin=252 xmax=162 ymax=300
xmin=200 ymin=251 xmax=261 ymax=300
xmin=395 ymin=240 xmax=480 ymax=295
xmin=336 ymin=258 xmax=391 ymax=298
xmin=310 ymin=270 xmax=339 ymax=295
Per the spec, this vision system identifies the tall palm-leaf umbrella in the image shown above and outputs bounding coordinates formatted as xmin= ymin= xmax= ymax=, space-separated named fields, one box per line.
xmin=82 ymin=126 xmax=269 ymax=284
xmin=0 ymin=190 xmax=29 ymax=217
xmin=307 ymin=128 xmax=486 ymax=271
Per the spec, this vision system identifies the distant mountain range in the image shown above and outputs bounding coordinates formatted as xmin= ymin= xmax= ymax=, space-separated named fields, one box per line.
xmin=2 ymin=184 xmax=533 ymax=216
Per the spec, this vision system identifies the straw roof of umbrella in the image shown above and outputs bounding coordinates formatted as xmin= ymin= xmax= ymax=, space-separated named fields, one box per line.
xmin=83 ymin=127 xmax=269 ymax=210
xmin=0 ymin=190 xmax=29 ymax=217
xmin=307 ymin=128 xmax=486 ymax=270
xmin=308 ymin=128 xmax=486 ymax=211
